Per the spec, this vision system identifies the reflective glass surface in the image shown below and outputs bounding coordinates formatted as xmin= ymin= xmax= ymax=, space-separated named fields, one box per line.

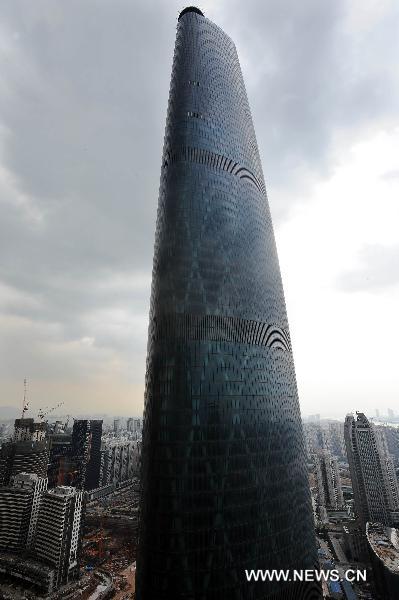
xmin=136 ymin=11 xmax=320 ymax=600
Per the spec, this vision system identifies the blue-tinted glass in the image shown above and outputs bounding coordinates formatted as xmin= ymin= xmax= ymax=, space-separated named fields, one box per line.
xmin=136 ymin=9 xmax=321 ymax=600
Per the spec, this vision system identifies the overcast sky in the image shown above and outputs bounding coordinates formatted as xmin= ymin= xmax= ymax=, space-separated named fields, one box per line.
xmin=1 ymin=0 xmax=398 ymax=420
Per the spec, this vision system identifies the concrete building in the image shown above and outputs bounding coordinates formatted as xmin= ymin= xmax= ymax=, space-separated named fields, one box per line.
xmin=100 ymin=439 xmax=139 ymax=486
xmin=0 ymin=553 xmax=55 ymax=593
xmin=127 ymin=417 xmax=142 ymax=437
xmin=0 ymin=472 xmax=47 ymax=552
xmin=0 ymin=439 xmax=49 ymax=486
xmin=71 ymin=420 xmax=102 ymax=490
xmin=33 ymin=486 xmax=84 ymax=590
xmin=314 ymin=450 xmax=344 ymax=522
xmin=374 ymin=426 xmax=399 ymax=518
xmin=328 ymin=421 xmax=346 ymax=459
xmin=47 ymin=432 xmax=74 ymax=488
xmin=303 ymin=422 xmax=329 ymax=459
xmin=379 ymin=425 xmax=399 ymax=461
xmin=13 ymin=418 xmax=47 ymax=442
xmin=345 ymin=412 xmax=394 ymax=527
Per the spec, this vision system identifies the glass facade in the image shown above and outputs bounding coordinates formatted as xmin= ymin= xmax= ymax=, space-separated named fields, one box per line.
xmin=136 ymin=8 xmax=320 ymax=600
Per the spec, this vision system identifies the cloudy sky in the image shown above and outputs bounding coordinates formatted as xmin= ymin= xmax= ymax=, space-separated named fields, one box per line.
xmin=0 ymin=0 xmax=398 ymax=420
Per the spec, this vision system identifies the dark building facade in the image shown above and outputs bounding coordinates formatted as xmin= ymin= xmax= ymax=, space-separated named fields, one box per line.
xmin=47 ymin=433 xmax=73 ymax=488
xmin=33 ymin=486 xmax=84 ymax=591
xmin=0 ymin=440 xmax=49 ymax=487
xmin=345 ymin=413 xmax=392 ymax=528
xmin=137 ymin=7 xmax=319 ymax=600
xmin=71 ymin=420 xmax=103 ymax=490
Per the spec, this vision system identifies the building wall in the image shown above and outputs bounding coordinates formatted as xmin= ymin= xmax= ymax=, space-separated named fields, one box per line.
xmin=71 ymin=420 xmax=102 ymax=490
xmin=345 ymin=413 xmax=393 ymax=527
xmin=100 ymin=440 xmax=139 ymax=486
xmin=314 ymin=450 xmax=344 ymax=518
xmin=34 ymin=487 xmax=83 ymax=588
xmin=137 ymin=8 xmax=318 ymax=600
xmin=0 ymin=487 xmax=33 ymax=551
xmin=0 ymin=440 xmax=49 ymax=486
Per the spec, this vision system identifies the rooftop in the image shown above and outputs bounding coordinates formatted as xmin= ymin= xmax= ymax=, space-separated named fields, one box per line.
xmin=48 ymin=485 xmax=76 ymax=497
xmin=178 ymin=7 xmax=204 ymax=21
xmin=367 ymin=522 xmax=399 ymax=574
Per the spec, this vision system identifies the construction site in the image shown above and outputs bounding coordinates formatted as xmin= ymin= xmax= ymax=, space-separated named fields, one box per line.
xmin=0 ymin=481 xmax=140 ymax=600
xmin=81 ymin=481 xmax=140 ymax=598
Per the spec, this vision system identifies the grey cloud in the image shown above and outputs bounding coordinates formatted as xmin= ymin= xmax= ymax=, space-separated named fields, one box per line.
xmin=0 ymin=0 xmax=174 ymax=381
xmin=337 ymin=244 xmax=399 ymax=292
xmin=0 ymin=0 xmax=398 ymax=399
xmin=222 ymin=0 xmax=399 ymax=218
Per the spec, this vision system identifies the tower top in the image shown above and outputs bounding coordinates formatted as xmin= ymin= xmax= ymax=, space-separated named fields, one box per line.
xmin=178 ymin=6 xmax=204 ymax=21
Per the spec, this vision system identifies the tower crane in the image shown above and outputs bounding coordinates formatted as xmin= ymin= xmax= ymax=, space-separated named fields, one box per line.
xmin=37 ymin=401 xmax=65 ymax=422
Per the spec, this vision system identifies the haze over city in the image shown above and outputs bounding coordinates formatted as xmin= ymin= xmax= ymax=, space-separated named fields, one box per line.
xmin=1 ymin=0 xmax=399 ymax=419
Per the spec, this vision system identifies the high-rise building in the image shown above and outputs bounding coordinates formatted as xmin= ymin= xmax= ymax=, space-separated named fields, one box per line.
xmin=0 ymin=418 xmax=49 ymax=486
xmin=99 ymin=439 xmax=139 ymax=486
xmin=379 ymin=425 xmax=399 ymax=461
xmin=0 ymin=439 xmax=49 ymax=486
xmin=328 ymin=421 xmax=347 ymax=459
xmin=345 ymin=413 xmax=396 ymax=527
xmin=127 ymin=417 xmax=142 ymax=439
xmin=71 ymin=420 xmax=102 ymax=490
xmin=47 ymin=432 xmax=73 ymax=488
xmin=136 ymin=7 xmax=319 ymax=600
xmin=303 ymin=422 xmax=329 ymax=459
xmin=313 ymin=450 xmax=344 ymax=522
xmin=374 ymin=427 xmax=399 ymax=517
xmin=33 ymin=486 xmax=84 ymax=589
xmin=0 ymin=472 xmax=47 ymax=552
xmin=13 ymin=418 xmax=47 ymax=442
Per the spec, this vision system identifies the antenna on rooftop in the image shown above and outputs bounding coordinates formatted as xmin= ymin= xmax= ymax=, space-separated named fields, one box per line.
xmin=21 ymin=378 xmax=29 ymax=419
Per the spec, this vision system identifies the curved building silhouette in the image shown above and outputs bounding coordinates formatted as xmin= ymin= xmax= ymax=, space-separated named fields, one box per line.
xmin=136 ymin=7 xmax=320 ymax=600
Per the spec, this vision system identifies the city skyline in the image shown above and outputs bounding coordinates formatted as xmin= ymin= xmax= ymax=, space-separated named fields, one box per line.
xmin=1 ymin=0 xmax=399 ymax=419
xmin=3 ymin=405 xmax=399 ymax=596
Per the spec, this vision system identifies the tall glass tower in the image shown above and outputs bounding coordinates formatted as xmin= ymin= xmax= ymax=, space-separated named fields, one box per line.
xmin=136 ymin=7 xmax=320 ymax=600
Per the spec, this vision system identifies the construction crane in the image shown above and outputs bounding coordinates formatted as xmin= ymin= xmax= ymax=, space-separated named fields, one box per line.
xmin=37 ymin=401 xmax=65 ymax=422
xmin=64 ymin=414 xmax=75 ymax=430
xmin=20 ymin=378 xmax=29 ymax=419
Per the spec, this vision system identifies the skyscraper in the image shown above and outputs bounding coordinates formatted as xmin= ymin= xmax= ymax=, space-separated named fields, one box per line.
xmin=33 ymin=486 xmax=84 ymax=589
xmin=137 ymin=7 xmax=319 ymax=600
xmin=374 ymin=427 xmax=399 ymax=517
xmin=345 ymin=413 xmax=396 ymax=528
xmin=0 ymin=437 xmax=49 ymax=486
xmin=71 ymin=419 xmax=103 ymax=490
xmin=47 ymin=431 xmax=73 ymax=488
xmin=0 ymin=418 xmax=49 ymax=488
xmin=313 ymin=450 xmax=344 ymax=522
xmin=13 ymin=418 xmax=47 ymax=442
xmin=99 ymin=438 xmax=137 ymax=486
xmin=328 ymin=421 xmax=347 ymax=459
xmin=0 ymin=473 xmax=47 ymax=552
